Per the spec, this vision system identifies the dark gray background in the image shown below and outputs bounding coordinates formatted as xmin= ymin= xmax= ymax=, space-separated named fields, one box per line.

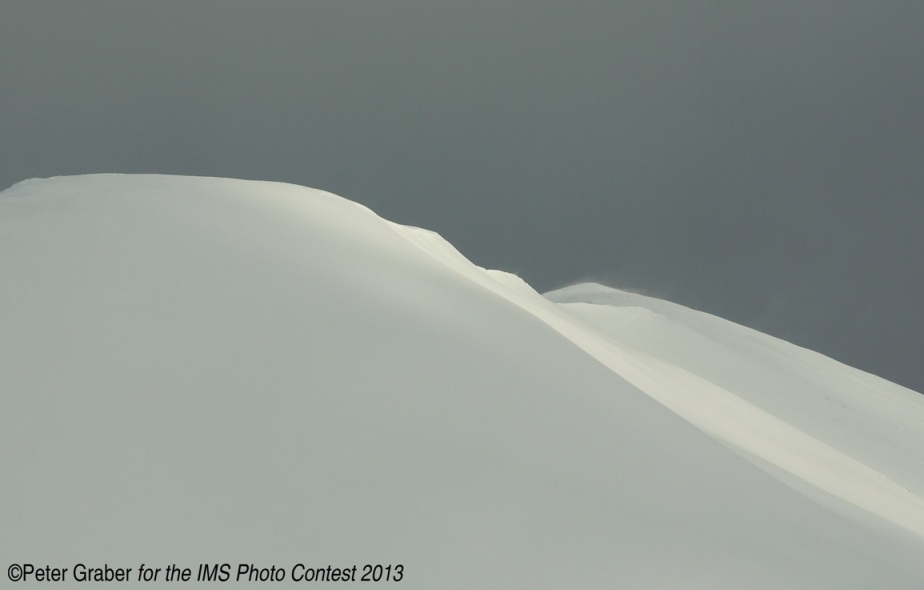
xmin=2 ymin=1 xmax=921 ymax=392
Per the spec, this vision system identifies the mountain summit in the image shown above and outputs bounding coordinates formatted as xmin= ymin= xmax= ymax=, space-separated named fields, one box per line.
xmin=3 ymin=175 xmax=923 ymax=589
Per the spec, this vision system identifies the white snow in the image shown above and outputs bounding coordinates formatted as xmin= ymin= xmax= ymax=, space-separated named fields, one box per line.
xmin=2 ymin=174 xmax=923 ymax=589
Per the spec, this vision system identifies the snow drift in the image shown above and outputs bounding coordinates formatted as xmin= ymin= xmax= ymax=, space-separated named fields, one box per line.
xmin=2 ymin=174 xmax=923 ymax=589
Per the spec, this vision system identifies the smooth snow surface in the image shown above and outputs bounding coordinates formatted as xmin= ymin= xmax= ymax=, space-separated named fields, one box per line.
xmin=3 ymin=175 xmax=923 ymax=589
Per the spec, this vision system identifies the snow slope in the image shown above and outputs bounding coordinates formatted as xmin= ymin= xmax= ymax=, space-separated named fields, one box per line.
xmin=2 ymin=175 xmax=923 ymax=589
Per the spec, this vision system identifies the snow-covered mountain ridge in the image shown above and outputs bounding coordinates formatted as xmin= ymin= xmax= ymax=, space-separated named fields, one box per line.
xmin=3 ymin=175 xmax=923 ymax=589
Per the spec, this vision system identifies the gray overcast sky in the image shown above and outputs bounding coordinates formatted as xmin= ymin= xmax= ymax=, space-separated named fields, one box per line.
xmin=2 ymin=1 xmax=922 ymax=392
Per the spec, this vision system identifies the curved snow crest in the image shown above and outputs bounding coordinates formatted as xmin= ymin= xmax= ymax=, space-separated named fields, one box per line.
xmin=3 ymin=175 xmax=924 ymax=588
xmin=7 ymin=174 xmax=922 ymax=539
